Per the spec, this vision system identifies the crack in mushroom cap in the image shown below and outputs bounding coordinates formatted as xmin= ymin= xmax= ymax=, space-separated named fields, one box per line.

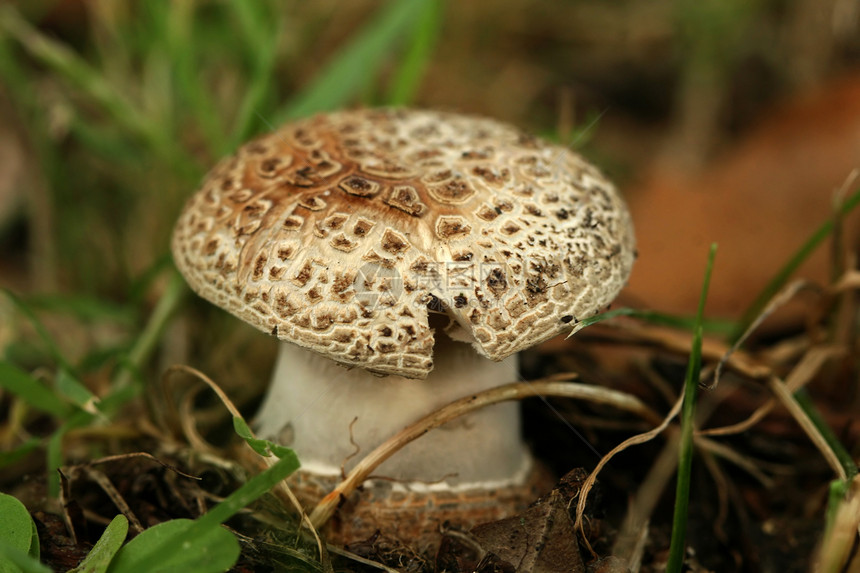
xmin=171 ymin=108 xmax=636 ymax=378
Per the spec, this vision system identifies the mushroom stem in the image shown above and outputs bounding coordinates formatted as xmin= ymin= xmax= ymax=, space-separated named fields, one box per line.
xmin=254 ymin=336 xmax=532 ymax=489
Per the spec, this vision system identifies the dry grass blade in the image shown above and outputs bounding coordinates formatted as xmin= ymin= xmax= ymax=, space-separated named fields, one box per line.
xmin=63 ymin=451 xmax=206 ymax=536
xmin=709 ymin=279 xmax=813 ymax=390
xmin=161 ymin=364 xmax=326 ymax=559
xmin=814 ymin=475 xmax=860 ymax=572
xmin=325 ymin=545 xmax=402 ymax=573
xmin=609 ymin=320 xmax=770 ymax=380
xmin=612 ymin=434 xmax=679 ymax=568
xmin=81 ymin=466 xmax=145 ymax=533
xmin=84 ymin=452 xmax=201 ymax=479
xmin=178 ymin=383 xmax=221 ymax=455
xmin=308 ymin=377 xmax=662 ymax=529
xmin=163 ymin=364 xmax=244 ymax=418
xmin=693 ymin=436 xmax=773 ymax=488
xmin=700 ymin=345 xmax=844 ymax=437
xmin=767 ymin=375 xmax=848 ymax=480
xmin=697 ymin=448 xmax=731 ymax=544
xmin=833 ymin=268 xmax=860 ymax=292
xmin=574 ymin=390 xmax=685 ymax=556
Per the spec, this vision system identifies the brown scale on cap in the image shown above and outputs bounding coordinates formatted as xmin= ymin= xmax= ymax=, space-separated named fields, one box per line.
xmin=172 ymin=108 xmax=635 ymax=378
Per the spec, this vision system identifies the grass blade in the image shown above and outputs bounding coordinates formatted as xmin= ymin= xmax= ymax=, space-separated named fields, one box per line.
xmin=228 ymin=1 xmax=281 ymax=147
xmin=0 ymin=361 xmax=72 ymax=418
xmin=0 ymin=540 xmax=51 ymax=573
xmin=46 ymin=411 xmax=95 ymax=497
xmin=385 ymin=0 xmax=444 ymax=106
xmin=117 ymin=451 xmax=300 ymax=573
xmin=2 ymin=288 xmax=75 ymax=373
xmin=794 ymin=389 xmax=857 ymax=480
xmin=275 ymin=0 xmax=430 ymax=122
xmin=0 ymin=5 xmax=160 ymax=150
xmin=112 ymin=270 xmax=187 ymax=392
xmin=567 ymin=307 xmax=735 ymax=337
xmin=0 ymin=438 xmax=41 ymax=469
xmin=164 ymin=0 xmax=227 ymax=158
xmin=666 ymin=243 xmax=717 ymax=573
xmin=68 ymin=514 xmax=128 ymax=573
xmin=22 ymin=294 xmax=134 ymax=325
xmin=730 ymin=187 xmax=860 ymax=343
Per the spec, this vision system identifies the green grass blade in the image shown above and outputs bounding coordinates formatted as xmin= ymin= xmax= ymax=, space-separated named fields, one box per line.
xmin=568 ymin=307 xmax=734 ymax=336
xmin=55 ymin=368 xmax=99 ymax=413
xmin=666 ymin=243 xmax=717 ymax=573
xmin=0 ymin=540 xmax=51 ymax=573
xmin=0 ymin=438 xmax=41 ymax=469
xmin=386 ymin=0 xmax=444 ymax=106
xmin=228 ymin=2 xmax=281 ymax=146
xmin=794 ymin=389 xmax=857 ymax=480
xmin=112 ymin=270 xmax=187 ymax=393
xmin=21 ymin=294 xmax=134 ymax=325
xmin=164 ymin=0 xmax=227 ymax=158
xmin=232 ymin=416 xmax=296 ymax=459
xmin=0 ymin=5 xmax=160 ymax=150
xmin=46 ymin=410 xmax=95 ymax=497
xmin=730 ymin=187 xmax=860 ymax=343
xmin=2 ymin=289 xmax=75 ymax=373
xmin=0 ymin=361 xmax=72 ymax=418
xmin=68 ymin=515 xmax=128 ymax=573
xmin=117 ymin=451 xmax=300 ymax=573
xmin=276 ymin=0 xmax=430 ymax=122
xmin=824 ymin=479 xmax=850 ymax=532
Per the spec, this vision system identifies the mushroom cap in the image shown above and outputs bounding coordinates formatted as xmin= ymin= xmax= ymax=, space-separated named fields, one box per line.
xmin=171 ymin=108 xmax=635 ymax=378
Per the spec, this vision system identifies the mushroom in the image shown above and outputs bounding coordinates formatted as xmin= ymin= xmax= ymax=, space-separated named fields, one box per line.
xmin=171 ymin=108 xmax=635 ymax=541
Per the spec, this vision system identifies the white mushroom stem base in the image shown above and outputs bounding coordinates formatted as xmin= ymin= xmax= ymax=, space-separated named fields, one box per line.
xmin=254 ymin=337 xmax=534 ymax=491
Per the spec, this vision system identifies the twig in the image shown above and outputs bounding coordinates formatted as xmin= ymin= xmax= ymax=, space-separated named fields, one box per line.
xmin=574 ymin=390 xmax=685 ymax=556
xmin=309 ymin=378 xmax=662 ymax=529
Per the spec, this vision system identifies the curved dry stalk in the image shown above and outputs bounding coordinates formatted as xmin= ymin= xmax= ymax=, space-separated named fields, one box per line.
xmin=697 ymin=447 xmax=731 ymax=544
xmin=308 ymin=377 xmax=662 ymax=529
xmin=162 ymin=364 xmax=326 ymax=558
xmin=164 ymin=364 xmax=244 ymax=418
xmin=709 ymin=279 xmax=813 ymax=390
xmin=698 ymin=401 xmax=775 ymax=438
xmin=179 ymin=383 xmax=221 ymax=455
xmin=612 ymin=434 xmax=679 ymax=566
xmin=574 ymin=390 xmax=685 ymax=557
xmin=766 ymin=374 xmax=849 ymax=481
xmin=82 ymin=451 xmax=201 ymax=480
xmin=701 ymin=345 xmax=843 ymax=437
